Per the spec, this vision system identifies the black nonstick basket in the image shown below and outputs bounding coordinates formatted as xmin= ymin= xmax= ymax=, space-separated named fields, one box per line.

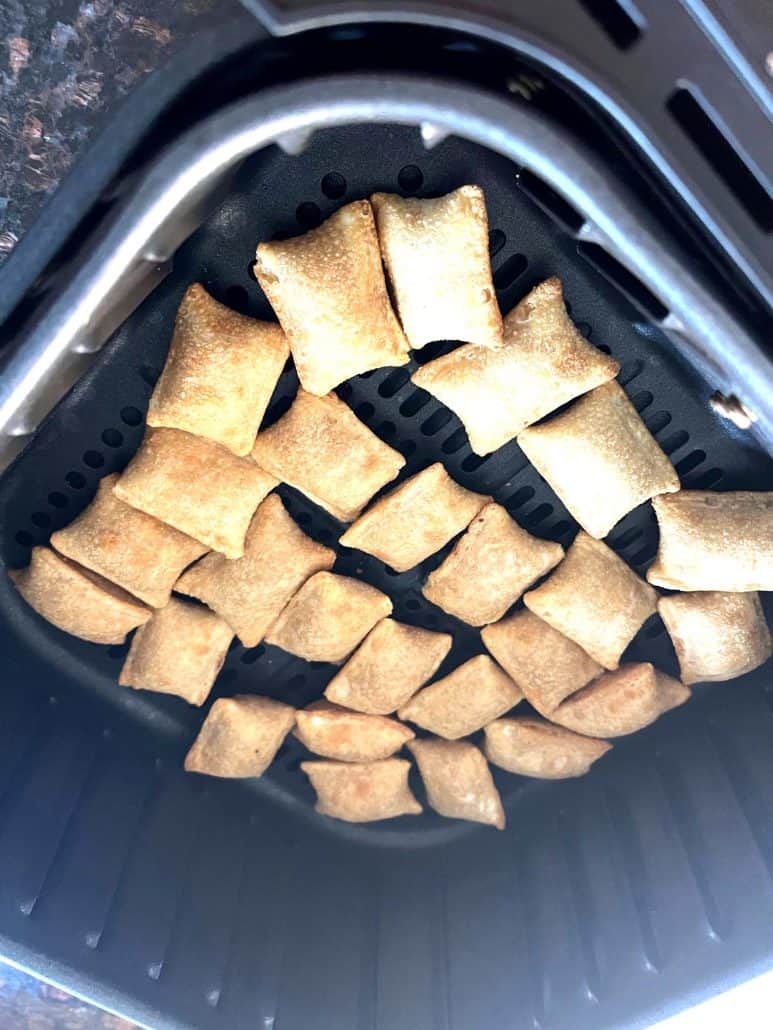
xmin=0 ymin=7 xmax=772 ymax=1030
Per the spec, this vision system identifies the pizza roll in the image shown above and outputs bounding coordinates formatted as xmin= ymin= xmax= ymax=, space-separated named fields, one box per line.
xmin=175 ymin=494 xmax=335 ymax=647
xmin=371 ymin=186 xmax=502 ymax=350
xmin=518 ymin=381 xmax=679 ymax=539
xmin=325 ymin=618 xmax=452 ymax=714
xmin=408 ymin=738 xmax=505 ymax=830
xmin=254 ymin=200 xmax=409 ymax=395
xmin=412 ymin=278 xmax=618 ymax=454
xmin=398 ymin=654 xmax=523 ymax=739
xmin=114 ymin=428 xmax=276 ymax=558
xmin=481 ymin=609 xmax=603 ymax=714
xmin=484 ymin=716 xmax=611 ymax=779
xmin=252 ymin=389 xmax=404 ymax=522
xmin=9 ymin=546 xmax=150 ymax=644
xmin=422 ymin=502 xmax=564 ymax=625
xmin=294 ymin=700 xmax=414 ymax=762
xmin=185 ymin=695 xmax=295 ymax=778
xmin=119 ymin=597 xmax=233 ymax=705
xmin=647 ymin=491 xmax=773 ymax=592
xmin=339 ymin=463 xmax=489 ymax=573
xmin=524 ymin=531 xmax=657 ymax=669
xmin=658 ymin=591 xmax=771 ymax=685
xmin=147 ymin=284 xmax=289 ymax=456
xmin=50 ymin=474 xmax=207 ymax=608
xmin=265 ymin=571 xmax=392 ymax=664
xmin=549 ymin=663 xmax=690 ymax=738
xmin=301 ymin=758 xmax=421 ymax=823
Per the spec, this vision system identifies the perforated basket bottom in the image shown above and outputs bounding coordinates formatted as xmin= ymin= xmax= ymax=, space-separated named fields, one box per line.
xmin=1 ymin=122 xmax=771 ymax=846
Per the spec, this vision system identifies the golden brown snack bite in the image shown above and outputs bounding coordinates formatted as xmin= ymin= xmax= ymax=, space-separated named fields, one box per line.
xmin=658 ymin=591 xmax=771 ymax=685
xmin=9 ymin=546 xmax=150 ymax=645
xmin=301 ymin=758 xmax=421 ymax=823
xmin=484 ymin=716 xmax=611 ymax=779
xmin=253 ymin=200 xmax=409 ymax=395
xmin=371 ymin=186 xmax=502 ymax=350
xmin=265 ymin=571 xmax=392 ymax=663
xmin=524 ymin=531 xmax=657 ymax=669
xmin=398 ymin=654 xmax=523 ymax=739
xmin=252 ymin=389 xmax=404 ymax=522
xmin=114 ymin=428 xmax=276 ymax=558
xmin=647 ymin=491 xmax=773 ymax=591
xmin=481 ymin=609 xmax=603 ymax=714
xmin=294 ymin=700 xmax=414 ymax=762
xmin=339 ymin=462 xmax=488 ymax=573
xmin=324 ymin=619 xmax=452 ymax=714
xmin=51 ymin=474 xmax=207 ymax=608
xmin=422 ymin=502 xmax=564 ymax=625
xmin=549 ymin=663 xmax=690 ymax=737
xmin=118 ymin=597 xmax=233 ymax=705
xmin=185 ymin=696 xmax=295 ymax=778
xmin=175 ymin=494 xmax=335 ymax=647
xmin=408 ymin=738 xmax=505 ymax=829
xmin=412 ymin=278 xmax=618 ymax=454
xmin=518 ymin=381 xmax=679 ymax=539
xmin=146 ymin=284 xmax=289 ymax=456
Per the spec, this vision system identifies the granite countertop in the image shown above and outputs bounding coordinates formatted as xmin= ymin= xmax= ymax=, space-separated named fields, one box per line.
xmin=0 ymin=0 xmax=237 ymax=265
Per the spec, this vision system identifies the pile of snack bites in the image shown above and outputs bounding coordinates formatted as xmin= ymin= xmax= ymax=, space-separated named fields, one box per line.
xmin=11 ymin=187 xmax=772 ymax=829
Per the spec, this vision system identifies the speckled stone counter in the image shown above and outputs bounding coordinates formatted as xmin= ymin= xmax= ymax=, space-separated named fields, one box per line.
xmin=0 ymin=0 xmax=241 ymax=263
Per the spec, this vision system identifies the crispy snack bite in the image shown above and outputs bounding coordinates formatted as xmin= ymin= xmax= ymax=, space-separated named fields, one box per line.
xmin=301 ymin=758 xmax=422 ymax=823
xmin=484 ymin=716 xmax=611 ymax=779
xmin=408 ymin=738 xmax=505 ymax=829
xmin=185 ymin=696 xmax=295 ymax=778
xmin=294 ymin=699 xmax=414 ymax=762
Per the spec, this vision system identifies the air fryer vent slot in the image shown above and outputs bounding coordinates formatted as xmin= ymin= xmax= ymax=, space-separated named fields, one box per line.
xmin=575 ymin=0 xmax=644 ymax=50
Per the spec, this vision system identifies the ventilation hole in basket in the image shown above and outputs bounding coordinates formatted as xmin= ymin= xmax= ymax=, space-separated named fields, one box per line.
xmin=355 ymin=402 xmax=375 ymax=420
xmin=225 ymin=285 xmax=249 ymax=312
xmin=442 ymin=428 xmax=467 ymax=454
xmin=83 ymin=450 xmax=104 ymax=469
xmin=400 ymin=390 xmax=430 ymax=417
xmin=101 ymin=428 xmax=124 ymax=448
xmin=494 ymin=254 xmax=528 ymax=291
xmin=576 ymin=0 xmax=643 ymax=50
xmin=551 ymin=519 xmax=573 ymax=539
xmin=397 ymin=165 xmax=423 ymax=194
xmin=321 ymin=172 xmax=347 ymax=199
xmin=228 ymin=638 xmax=240 ymax=653
xmin=597 ymin=344 xmax=612 ymax=354
xmin=631 ymin=390 xmax=654 ymax=413
xmin=577 ymin=242 xmax=669 ymax=321
xmin=517 ymin=169 xmax=585 ymax=232
xmin=15 ymin=530 xmax=34 ymax=547
xmin=360 ymin=370 xmax=378 ymax=380
xmin=618 ymin=359 xmax=644 ymax=386
xmin=247 ymin=260 xmax=258 ymax=283
xmin=377 ymin=420 xmax=396 ymax=439
xmin=296 ymin=202 xmax=322 ymax=230
xmin=461 ymin=452 xmax=487 ymax=472
xmin=48 ymin=491 xmax=68 ymax=509
xmin=265 ymin=394 xmax=293 ymax=424
xmin=630 ymin=539 xmax=658 ymax=566
xmin=525 ymin=503 xmax=553 ymax=526
xmin=406 ymin=599 xmax=421 ymax=611
xmin=645 ymin=410 xmax=671 ymax=435
xmin=336 ymin=383 xmax=353 ymax=401
xmin=30 ymin=512 xmax=51 ymax=529
xmin=401 ymin=440 xmax=417 ymax=457
xmin=661 ymin=429 xmax=689 ymax=455
xmin=508 ymin=486 xmax=535 ymax=508
xmin=488 ymin=229 xmax=506 ymax=257
xmin=139 ymin=364 xmax=160 ymax=387
xmin=576 ymin=321 xmax=592 ymax=338
xmin=414 ymin=340 xmax=459 ymax=365
xmin=384 ymin=566 xmax=400 ymax=577
xmin=120 ymin=406 xmax=143 ymax=427
xmin=676 ymin=449 xmax=706 ymax=476
xmin=421 ymin=409 xmax=453 ymax=435
xmin=295 ymin=511 xmax=312 ymax=527
xmin=611 ymin=526 xmax=643 ymax=550
xmin=379 ymin=368 xmax=411 ymax=398
xmin=695 ymin=466 xmax=724 ymax=489
xmin=65 ymin=471 xmax=86 ymax=489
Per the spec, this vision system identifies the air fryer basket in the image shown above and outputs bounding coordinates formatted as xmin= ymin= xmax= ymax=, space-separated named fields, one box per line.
xmin=0 ymin=74 xmax=772 ymax=1030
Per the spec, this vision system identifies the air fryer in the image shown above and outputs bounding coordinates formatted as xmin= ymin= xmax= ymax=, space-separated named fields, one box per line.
xmin=0 ymin=4 xmax=771 ymax=1029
